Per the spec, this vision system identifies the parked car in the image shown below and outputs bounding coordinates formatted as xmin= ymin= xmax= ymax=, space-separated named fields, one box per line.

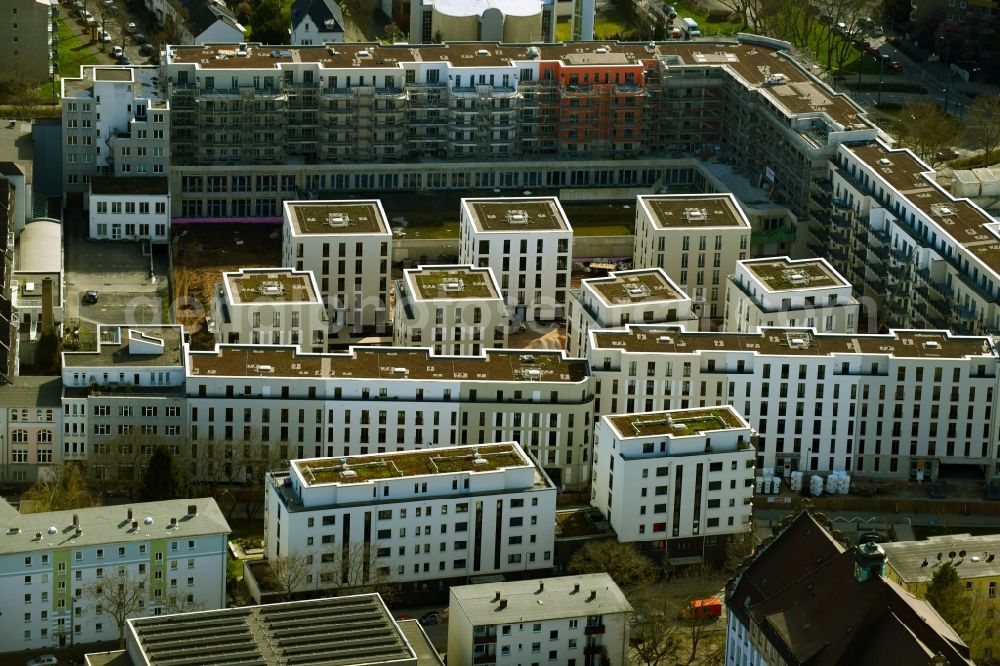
xmin=419 ymin=612 xmax=439 ymax=626
xmin=126 ymin=21 xmax=137 ymax=33
xmin=112 ymin=45 xmax=123 ymax=59
xmin=26 ymin=656 xmax=59 ymax=666
xmin=133 ymin=32 xmax=145 ymax=45
xmin=101 ymin=31 xmax=112 ymax=43
xmin=887 ymin=61 xmax=903 ymax=73
xmin=139 ymin=42 xmax=154 ymax=56
xmin=83 ymin=290 xmax=99 ymax=304
xmin=120 ymin=54 xmax=132 ymax=65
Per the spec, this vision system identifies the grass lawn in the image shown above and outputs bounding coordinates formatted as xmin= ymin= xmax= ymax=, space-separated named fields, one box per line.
xmin=950 ymin=153 xmax=999 ymax=170
xmin=53 ymin=15 xmax=101 ymax=80
xmin=400 ymin=218 xmax=459 ymax=239
xmin=229 ymin=519 xmax=265 ymax=542
xmin=227 ymin=554 xmax=244 ymax=581
xmin=672 ymin=1 xmax=743 ymax=37
xmin=557 ymin=2 xmax=740 ymax=40
xmin=573 ymin=222 xmax=633 ymax=237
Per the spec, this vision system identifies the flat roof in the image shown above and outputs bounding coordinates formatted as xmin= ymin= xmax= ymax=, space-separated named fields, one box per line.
xmin=188 ymin=346 xmax=588 ymax=383
xmin=294 ymin=443 xmax=528 ymax=486
xmin=0 ymin=499 xmax=229 ymax=555
xmin=848 ymin=142 xmax=1000 ymax=277
xmin=127 ymin=594 xmax=415 ymax=666
xmin=14 ymin=271 xmax=63 ymax=301
xmin=406 ymin=265 xmax=501 ymax=301
xmin=91 ymin=176 xmax=169 ymax=196
xmin=883 ymin=535 xmax=1000 ymax=584
xmin=638 ymin=194 xmax=751 ymax=229
xmin=590 ymin=325 xmax=994 ymax=360
xmin=741 ymin=257 xmax=848 ymax=291
xmin=607 ymin=406 xmax=746 ymax=438
xmin=95 ymin=68 xmax=133 ymax=82
xmin=463 ymin=197 xmax=571 ymax=233
xmin=225 ymin=268 xmax=320 ymax=304
xmin=164 ymin=41 xmax=866 ymax=128
xmin=585 ymin=268 xmax=686 ymax=306
xmin=64 ymin=325 xmax=184 ymax=368
xmin=285 ymin=200 xmax=390 ymax=236
xmin=451 ymin=573 xmax=632 ymax=624
xmin=0 ymin=375 xmax=62 ymax=407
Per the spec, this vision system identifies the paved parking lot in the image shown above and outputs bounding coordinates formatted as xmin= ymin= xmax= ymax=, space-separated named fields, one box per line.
xmin=63 ymin=206 xmax=170 ymax=330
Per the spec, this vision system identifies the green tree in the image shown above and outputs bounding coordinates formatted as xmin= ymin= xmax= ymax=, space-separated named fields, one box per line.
xmin=925 ymin=562 xmax=970 ymax=634
xmin=568 ymin=540 xmax=657 ymax=589
xmin=139 ymin=444 xmax=192 ymax=501
xmin=20 ymin=463 xmax=100 ymax=513
xmin=249 ymin=0 xmax=288 ymax=44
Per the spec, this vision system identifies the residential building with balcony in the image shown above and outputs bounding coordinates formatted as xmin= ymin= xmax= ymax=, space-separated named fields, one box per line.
xmin=393 ymin=265 xmax=508 ymax=355
xmin=587 ymin=324 xmax=1000 ymax=481
xmin=634 ymin=194 xmax=752 ymax=325
xmin=60 ymin=66 xmax=170 ymax=199
xmin=447 ymin=573 xmax=632 ymax=666
xmin=724 ymin=256 xmax=858 ymax=333
xmin=263 ymin=442 xmax=556 ymax=595
xmin=0 ymin=0 xmax=55 ymax=85
xmin=0 ymin=498 xmax=229 ymax=652
xmin=591 ymin=406 xmax=755 ymax=565
xmin=725 ymin=511 xmax=974 ymax=666
xmin=60 ymin=326 xmax=187 ymax=488
xmin=459 ymin=197 xmax=572 ymax=322
xmin=566 ymin=267 xmax=696 ymax=357
xmin=214 ymin=267 xmax=328 ymax=352
xmin=88 ymin=176 xmax=170 ymax=242
xmin=186 ymin=344 xmax=594 ymax=487
xmin=282 ymin=200 xmax=392 ymax=339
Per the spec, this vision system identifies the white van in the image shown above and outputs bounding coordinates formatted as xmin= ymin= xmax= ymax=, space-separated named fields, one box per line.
xmin=682 ymin=17 xmax=701 ymax=37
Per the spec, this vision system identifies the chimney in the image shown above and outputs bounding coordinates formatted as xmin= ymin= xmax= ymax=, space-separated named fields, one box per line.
xmin=493 ymin=591 xmax=501 ymax=602
xmin=588 ymin=590 xmax=597 ymax=601
xmin=127 ymin=508 xmax=133 ymax=520
xmin=41 ymin=276 xmax=54 ymax=334
xmin=498 ymin=598 xmax=508 ymax=610
xmin=854 ymin=540 xmax=887 ymax=583
xmin=573 ymin=583 xmax=580 ymax=594
xmin=131 ymin=520 xmax=139 ymax=531
xmin=170 ymin=517 xmax=177 ymax=528
xmin=72 ymin=513 xmax=79 ymax=527
xmin=538 ymin=581 xmax=544 ymax=593
xmin=187 ymin=504 xmax=197 ymax=516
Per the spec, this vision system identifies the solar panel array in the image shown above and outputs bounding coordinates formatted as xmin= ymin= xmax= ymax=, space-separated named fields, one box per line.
xmin=132 ymin=595 xmax=414 ymax=666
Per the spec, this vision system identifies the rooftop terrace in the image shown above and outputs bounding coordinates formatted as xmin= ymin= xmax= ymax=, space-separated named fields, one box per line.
xmin=607 ymin=406 xmax=746 ymax=439
xmin=407 ymin=265 xmax=501 ymax=300
xmin=294 ymin=443 xmax=528 ymax=485
xmin=463 ymin=197 xmax=571 ymax=233
xmin=225 ymin=268 xmax=319 ymax=304
xmin=64 ymin=325 xmax=184 ymax=368
xmin=742 ymin=257 xmax=847 ymax=291
xmin=188 ymin=346 xmax=589 ymax=383
xmin=586 ymin=268 xmax=686 ymax=306
xmin=638 ymin=194 xmax=751 ymax=229
xmin=285 ymin=201 xmax=389 ymax=236
xmin=590 ymin=325 xmax=993 ymax=360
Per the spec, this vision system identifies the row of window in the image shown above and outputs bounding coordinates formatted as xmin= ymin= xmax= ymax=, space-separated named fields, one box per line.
xmin=95 ymin=200 xmax=167 ymax=215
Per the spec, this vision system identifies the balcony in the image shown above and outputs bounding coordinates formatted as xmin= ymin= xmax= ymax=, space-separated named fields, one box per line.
xmin=584 ymin=623 xmax=606 ymax=635
xmin=473 ymin=655 xmax=497 ymax=664
xmin=473 ymin=634 xmax=497 ymax=644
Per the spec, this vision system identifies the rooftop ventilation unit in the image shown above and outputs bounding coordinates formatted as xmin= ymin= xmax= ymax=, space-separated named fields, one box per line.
xmin=357 ymin=50 xmax=371 ymax=58
xmin=392 ymin=367 xmax=408 ymax=375
xmin=657 ymin=335 xmax=674 ymax=344
xmin=762 ymin=73 xmax=787 ymax=86
xmin=475 ymin=49 xmax=490 ymax=56
xmin=327 ymin=212 xmax=349 ymax=227
xmin=684 ymin=208 xmax=708 ymax=223
xmin=930 ymin=204 xmax=955 ymax=217
xmin=789 ymin=337 xmax=807 ymax=347
xmin=878 ymin=158 xmax=891 ymax=166
xmin=506 ymin=210 xmax=530 ymax=225
xmin=526 ymin=369 xmax=542 ymax=380
xmin=258 ymin=364 xmax=274 ymax=373
xmin=923 ymin=340 xmax=942 ymax=350
xmin=595 ymin=47 xmax=609 ymax=54
xmin=341 ymin=469 xmax=358 ymax=478
xmin=443 ymin=280 xmax=464 ymax=292
xmin=788 ymin=272 xmax=806 ymax=282
xmin=260 ymin=281 xmax=284 ymax=296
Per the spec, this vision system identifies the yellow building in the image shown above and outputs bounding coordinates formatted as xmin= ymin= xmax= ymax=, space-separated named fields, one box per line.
xmin=883 ymin=534 xmax=1000 ymax=663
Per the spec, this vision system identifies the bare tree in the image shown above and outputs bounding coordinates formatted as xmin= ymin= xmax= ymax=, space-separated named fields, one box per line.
xmin=163 ymin=589 xmax=208 ymax=615
xmin=90 ymin=433 xmax=173 ymax=500
xmin=84 ymin=568 xmax=148 ymax=649
xmin=723 ymin=525 xmax=758 ymax=575
xmin=896 ymin=100 xmax=962 ymax=167
xmin=334 ymin=541 xmax=398 ymax=602
xmin=269 ymin=552 xmax=312 ymax=601
xmin=568 ymin=540 xmax=658 ymax=589
xmin=21 ymin=463 xmax=100 ymax=513
xmin=192 ymin=433 xmax=289 ymax=521
xmin=965 ymin=94 xmax=1000 ymax=163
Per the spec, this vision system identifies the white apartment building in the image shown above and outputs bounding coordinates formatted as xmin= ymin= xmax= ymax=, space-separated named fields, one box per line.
xmin=819 ymin=141 xmax=1000 ymax=337
xmin=61 ymin=66 xmax=170 ymax=198
xmin=448 ymin=573 xmax=632 ymax=666
xmin=282 ymin=200 xmax=392 ymax=339
xmin=214 ymin=267 xmax=328 ymax=352
xmin=724 ymin=256 xmax=858 ymax=334
xmin=459 ymin=197 xmax=572 ymax=323
xmin=61 ymin=326 xmax=187 ymax=485
xmin=592 ymin=406 xmax=755 ymax=565
xmin=88 ymin=176 xmax=170 ymax=242
xmin=393 ymin=265 xmax=508 ymax=355
xmin=0 ymin=498 xmax=229 ymax=651
xmin=566 ymin=268 xmax=696 ymax=357
xmin=634 ymin=194 xmax=751 ymax=324
xmin=264 ymin=442 xmax=556 ymax=594
xmin=587 ymin=325 xmax=1000 ymax=481
xmin=186 ymin=345 xmax=594 ymax=488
